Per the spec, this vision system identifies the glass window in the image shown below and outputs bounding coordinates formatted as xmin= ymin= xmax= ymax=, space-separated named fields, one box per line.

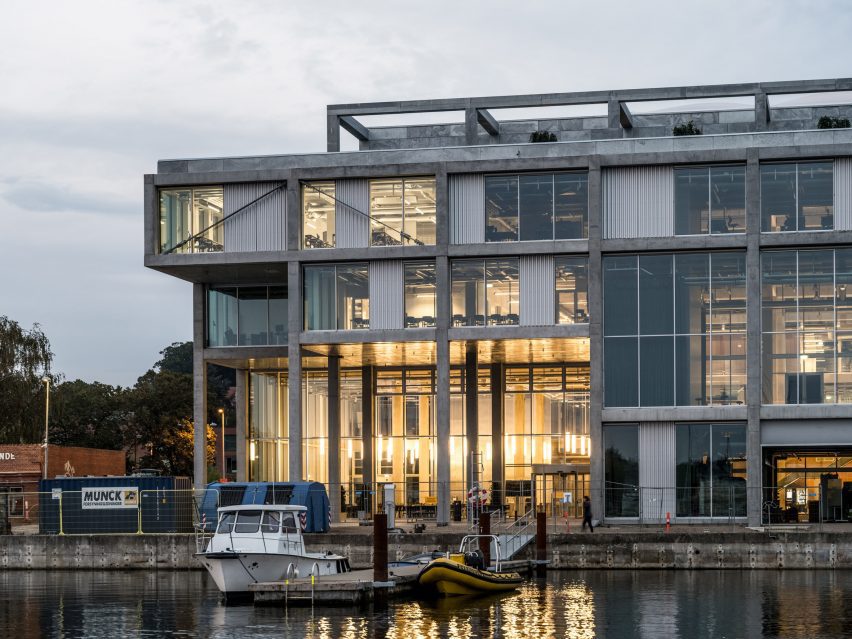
xmin=674 ymin=167 xmax=709 ymax=235
xmin=404 ymin=261 xmax=436 ymax=327
xmin=675 ymin=166 xmax=746 ymax=235
xmin=554 ymin=173 xmax=588 ymax=239
xmin=452 ymin=260 xmax=485 ymax=326
xmin=639 ymin=255 xmax=673 ymax=335
xmin=674 ymin=253 xmax=709 ymax=335
xmin=336 ymin=264 xmax=369 ymax=330
xmin=603 ymin=256 xmax=637 ymax=336
xmin=281 ymin=512 xmax=298 ymax=533
xmin=238 ymin=287 xmax=268 ymax=346
xmin=555 ymin=257 xmax=589 ymax=324
xmin=234 ymin=510 xmax=262 ymax=533
xmin=761 ymin=162 xmax=833 ymax=232
xmin=208 ymin=288 xmax=238 ymax=347
xmin=518 ymin=174 xmax=554 ymax=241
xmin=676 ymin=424 xmax=746 ymax=518
xmin=604 ymin=337 xmax=638 ymax=408
xmin=710 ymin=166 xmax=746 ymax=234
xmin=640 ymin=336 xmax=674 ymax=406
xmin=302 ymin=181 xmax=336 ymax=248
xmin=159 ymin=186 xmax=224 ymax=253
xmin=485 ymin=175 xmax=519 ymax=242
xmin=268 ymin=287 xmax=288 ymax=345
xmin=370 ymin=178 xmax=436 ymax=246
xmin=261 ymin=511 xmax=281 ymax=533
xmin=486 ymin=259 xmax=519 ymax=325
xmin=303 ymin=266 xmax=336 ymax=330
xmin=216 ymin=512 xmax=236 ymax=534
xmin=603 ymin=425 xmax=639 ymax=517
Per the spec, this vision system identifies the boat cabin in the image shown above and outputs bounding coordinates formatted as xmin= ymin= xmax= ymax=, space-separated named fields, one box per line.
xmin=207 ymin=504 xmax=308 ymax=555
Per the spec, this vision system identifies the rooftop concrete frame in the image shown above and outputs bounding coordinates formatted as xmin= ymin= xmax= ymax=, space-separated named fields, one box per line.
xmin=325 ymin=77 xmax=852 ymax=151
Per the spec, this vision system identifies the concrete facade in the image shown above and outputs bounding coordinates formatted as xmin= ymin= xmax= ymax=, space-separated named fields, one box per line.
xmin=145 ymin=78 xmax=852 ymax=528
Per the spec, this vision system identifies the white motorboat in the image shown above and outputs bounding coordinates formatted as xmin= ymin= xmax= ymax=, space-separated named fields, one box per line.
xmin=195 ymin=504 xmax=350 ymax=595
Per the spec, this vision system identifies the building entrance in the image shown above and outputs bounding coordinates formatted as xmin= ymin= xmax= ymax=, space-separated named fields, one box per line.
xmin=533 ymin=469 xmax=590 ymax=518
xmin=765 ymin=449 xmax=852 ymax=523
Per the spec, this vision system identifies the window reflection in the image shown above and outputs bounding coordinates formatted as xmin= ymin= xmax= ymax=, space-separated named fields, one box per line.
xmin=555 ymin=257 xmax=589 ymax=324
xmin=159 ymin=186 xmax=224 ymax=253
xmin=674 ymin=165 xmax=745 ymax=235
xmin=207 ymin=286 xmax=287 ymax=347
xmin=303 ymin=264 xmax=369 ymax=330
xmin=761 ymin=161 xmax=834 ymax=232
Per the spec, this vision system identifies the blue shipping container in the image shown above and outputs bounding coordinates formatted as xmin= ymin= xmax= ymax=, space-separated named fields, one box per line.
xmin=200 ymin=482 xmax=330 ymax=533
xmin=39 ymin=476 xmax=192 ymax=534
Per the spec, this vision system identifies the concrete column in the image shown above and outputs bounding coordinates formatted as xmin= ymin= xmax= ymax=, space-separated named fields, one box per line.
xmin=328 ymin=355 xmax=341 ymax=523
xmin=490 ymin=363 xmax=504 ymax=507
xmin=754 ymin=91 xmax=769 ymax=131
xmin=287 ymin=260 xmax=303 ymax=481
xmin=465 ymin=345 xmax=479 ymax=491
xmin=235 ymin=369 xmax=247 ymax=482
xmin=464 ymin=107 xmax=478 ymax=146
xmin=436 ymin=254 xmax=451 ymax=525
xmin=285 ymin=171 xmax=301 ymax=252
xmin=361 ymin=366 xmax=374 ymax=513
xmin=327 ymin=114 xmax=341 ymax=152
xmin=745 ymin=151 xmax=762 ymax=526
xmin=587 ymin=159 xmax=605 ymax=521
xmin=192 ymin=284 xmax=208 ymax=490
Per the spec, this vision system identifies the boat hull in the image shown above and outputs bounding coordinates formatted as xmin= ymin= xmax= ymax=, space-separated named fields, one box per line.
xmin=196 ymin=552 xmax=348 ymax=594
xmin=418 ymin=558 xmax=522 ymax=596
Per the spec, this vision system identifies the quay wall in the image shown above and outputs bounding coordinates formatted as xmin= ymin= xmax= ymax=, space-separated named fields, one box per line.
xmin=1 ymin=531 xmax=851 ymax=570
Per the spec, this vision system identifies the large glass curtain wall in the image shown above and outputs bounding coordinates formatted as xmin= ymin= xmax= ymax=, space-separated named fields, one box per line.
xmin=248 ymin=372 xmax=289 ymax=481
xmin=449 ymin=368 xmax=493 ymax=502
xmin=302 ymin=181 xmax=336 ymax=248
xmin=485 ymin=172 xmax=589 ymax=242
xmin=303 ymin=264 xmax=369 ymax=330
xmin=404 ymin=261 xmax=437 ymax=327
xmin=159 ymin=186 xmax=224 ymax=253
xmin=761 ymin=161 xmax=834 ymax=232
xmin=374 ymin=369 xmax=436 ymax=507
xmin=208 ymin=286 xmax=288 ymax=346
xmin=451 ymin=258 xmax=520 ymax=326
xmin=603 ymin=252 xmax=746 ymax=407
xmin=303 ymin=370 xmax=329 ymax=483
xmin=603 ymin=424 xmax=639 ymax=517
xmin=674 ymin=165 xmax=746 ymax=235
xmin=762 ymin=249 xmax=852 ymax=404
xmin=503 ymin=365 xmax=591 ymax=482
xmin=339 ymin=371 xmax=363 ymax=515
xmin=676 ymin=423 xmax=746 ymax=518
xmin=369 ymin=178 xmax=437 ymax=246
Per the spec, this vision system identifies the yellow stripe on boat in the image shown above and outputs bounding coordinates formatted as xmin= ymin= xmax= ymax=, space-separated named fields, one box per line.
xmin=417 ymin=558 xmax=523 ymax=596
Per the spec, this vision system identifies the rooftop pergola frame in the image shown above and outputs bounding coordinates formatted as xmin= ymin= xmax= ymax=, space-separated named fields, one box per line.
xmin=326 ymin=77 xmax=852 ymax=151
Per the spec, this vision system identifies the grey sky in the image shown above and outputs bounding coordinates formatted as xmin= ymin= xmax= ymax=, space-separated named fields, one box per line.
xmin=2 ymin=0 xmax=851 ymax=387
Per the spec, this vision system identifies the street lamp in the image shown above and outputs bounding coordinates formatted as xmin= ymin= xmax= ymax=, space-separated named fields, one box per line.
xmin=41 ymin=376 xmax=50 ymax=480
xmin=217 ymin=408 xmax=226 ymax=479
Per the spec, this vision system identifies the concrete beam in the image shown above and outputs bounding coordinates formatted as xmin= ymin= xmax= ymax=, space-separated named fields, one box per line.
xmin=339 ymin=116 xmax=371 ymax=142
xmin=619 ymin=102 xmax=634 ymax=129
xmin=327 ymin=114 xmax=340 ymax=152
xmin=476 ymin=108 xmax=500 ymax=136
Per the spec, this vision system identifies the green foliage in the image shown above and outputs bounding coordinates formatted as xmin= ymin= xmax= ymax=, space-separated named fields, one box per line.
xmin=156 ymin=341 xmax=194 ymax=375
xmin=673 ymin=121 xmax=702 ymax=136
xmin=529 ymin=130 xmax=557 ymax=143
xmin=817 ymin=116 xmax=851 ymax=129
xmin=0 ymin=316 xmax=53 ymax=443
xmin=50 ymin=380 xmax=129 ymax=451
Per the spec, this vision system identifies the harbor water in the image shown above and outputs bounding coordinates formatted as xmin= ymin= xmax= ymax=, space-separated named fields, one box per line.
xmin=0 ymin=569 xmax=849 ymax=638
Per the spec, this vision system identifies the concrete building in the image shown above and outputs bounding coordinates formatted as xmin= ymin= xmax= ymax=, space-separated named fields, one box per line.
xmin=145 ymin=78 xmax=852 ymax=526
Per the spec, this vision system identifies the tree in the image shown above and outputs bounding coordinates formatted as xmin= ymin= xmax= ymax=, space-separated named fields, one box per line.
xmin=50 ymin=380 xmax=129 ymax=452
xmin=0 ymin=316 xmax=53 ymax=443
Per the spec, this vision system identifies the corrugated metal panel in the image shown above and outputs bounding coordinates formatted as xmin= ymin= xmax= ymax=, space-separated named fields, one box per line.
xmin=369 ymin=261 xmax=403 ymax=329
xmin=520 ymin=255 xmax=555 ymax=326
xmin=450 ymin=174 xmax=485 ymax=244
xmin=336 ymin=179 xmax=369 ymax=248
xmin=602 ymin=167 xmax=673 ymax=238
xmin=638 ymin=421 xmax=675 ymax=523
xmin=223 ymin=182 xmax=286 ymax=252
xmin=834 ymin=158 xmax=852 ymax=230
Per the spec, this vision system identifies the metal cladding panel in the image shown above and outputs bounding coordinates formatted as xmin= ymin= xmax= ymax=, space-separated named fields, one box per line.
xmin=223 ymin=182 xmax=286 ymax=252
xmin=602 ymin=167 xmax=673 ymax=239
xmin=638 ymin=422 xmax=675 ymax=522
xmin=834 ymin=158 xmax=852 ymax=230
xmin=520 ymin=255 xmax=555 ymax=326
xmin=450 ymin=174 xmax=485 ymax=244
xmin=369 ymin=260 xmax=403 ymax=329
xmin=336 ymin=179 xmax=369 ymax=248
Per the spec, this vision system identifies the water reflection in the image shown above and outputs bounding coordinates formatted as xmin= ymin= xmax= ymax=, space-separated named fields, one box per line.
xmin=0 ymin=570 xmax=849 ymax=638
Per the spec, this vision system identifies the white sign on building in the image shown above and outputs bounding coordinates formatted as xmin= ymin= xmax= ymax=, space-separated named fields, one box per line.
xmin=81 ymin=487 xmax=139 ymax=509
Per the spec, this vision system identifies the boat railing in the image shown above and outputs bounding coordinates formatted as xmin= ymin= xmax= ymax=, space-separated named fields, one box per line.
xmin=458 ymin=534 xmax=502 ymax=571
xmin=193 ymin=523 xmax=214 ymax=554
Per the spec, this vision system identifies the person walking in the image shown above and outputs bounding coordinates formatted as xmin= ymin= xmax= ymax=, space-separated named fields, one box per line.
xmin=582 ymin=495 xmax=594 ymax=532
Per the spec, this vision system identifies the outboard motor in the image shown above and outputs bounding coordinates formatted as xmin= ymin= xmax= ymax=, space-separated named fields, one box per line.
xmin=464 ymin=549 xmax=485 ymax=570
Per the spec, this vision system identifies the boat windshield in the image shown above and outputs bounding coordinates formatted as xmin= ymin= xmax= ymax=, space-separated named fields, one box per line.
xmin=261 ymin=511 xmax=281 ymax=533
xmin=216 ymin=512 xmax=236 ymax=534
xmin=234 ymin=510 xmax=262 ymax=533
xmin=282 ymin=512 xmax=298 ymax=533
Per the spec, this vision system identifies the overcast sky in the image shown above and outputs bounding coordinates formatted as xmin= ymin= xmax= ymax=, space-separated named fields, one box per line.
xmin=2 ymin=0 xmax=851 ymax=387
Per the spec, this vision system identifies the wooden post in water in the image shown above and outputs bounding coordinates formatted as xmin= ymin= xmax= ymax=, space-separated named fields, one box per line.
xmin=374 ymin=512 xmax=388 ymax=583
xmin=479 ymin=511 xmax=491 ymax=568
xmin=536 ymin=511 xmax=547 ymax=577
